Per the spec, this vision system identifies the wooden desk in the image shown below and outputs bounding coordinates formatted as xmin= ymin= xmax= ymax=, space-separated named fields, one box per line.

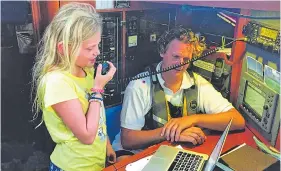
xmin=103 ymin=127 xmax=263 ymax=171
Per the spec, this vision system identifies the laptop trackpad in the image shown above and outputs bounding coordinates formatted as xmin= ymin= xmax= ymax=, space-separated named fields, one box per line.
xmin=142 ymin=146 xmax=178 ymax=171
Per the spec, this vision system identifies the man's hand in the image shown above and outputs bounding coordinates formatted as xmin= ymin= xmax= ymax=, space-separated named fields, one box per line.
xmin=106 ymin=140 xmax=116 ymax=164
xmin=177 ymin=127 xmax=207 ymax=145
xmin=161 ymin=115 xmax=198 ymax=142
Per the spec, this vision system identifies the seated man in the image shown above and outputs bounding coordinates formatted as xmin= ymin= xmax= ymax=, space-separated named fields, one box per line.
xmin=112 ymin=27 xmax=245 ymax=161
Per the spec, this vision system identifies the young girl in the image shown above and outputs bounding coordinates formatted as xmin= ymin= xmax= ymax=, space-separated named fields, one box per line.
xmin=31 ymin=3 xmax=116 ymax=171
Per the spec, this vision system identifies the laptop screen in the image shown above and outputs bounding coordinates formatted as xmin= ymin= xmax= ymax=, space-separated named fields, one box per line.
xmin=204 ymin=118 xmax=233 ymax=171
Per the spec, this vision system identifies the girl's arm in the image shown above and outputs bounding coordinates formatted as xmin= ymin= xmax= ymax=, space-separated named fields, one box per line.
xmin=52 ymin=92 xmax=103 ymax=145
xmin=52 ymin=62 xmax=116 ymax=145
xmin=106 ymin=136 xmax=116 ymax=164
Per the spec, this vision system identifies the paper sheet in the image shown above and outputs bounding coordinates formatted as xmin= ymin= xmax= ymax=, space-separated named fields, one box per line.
xmin=125 ymin=145 xmax=183 ymax=171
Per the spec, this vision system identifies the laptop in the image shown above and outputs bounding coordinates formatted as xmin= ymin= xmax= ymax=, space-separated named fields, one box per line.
xmin=142 ymin=118 xmax=233 ymax=171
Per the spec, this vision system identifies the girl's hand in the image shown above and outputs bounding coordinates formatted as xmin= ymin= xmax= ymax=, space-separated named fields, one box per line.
xmin=94 ymin=61 xmax=116 ymax=89
xmin=106 ymin=141 xmax=116 ymax=164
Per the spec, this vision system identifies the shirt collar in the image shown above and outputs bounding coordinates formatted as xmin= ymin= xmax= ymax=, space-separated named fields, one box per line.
xmin=156 ymin=61 xmax=194 ymax=90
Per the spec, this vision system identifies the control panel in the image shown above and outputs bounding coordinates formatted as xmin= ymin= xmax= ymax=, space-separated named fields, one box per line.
xmin=238 ymin=81 xmax=279 ymax=133
xmin=236 ymin=47 xmax=280 ymax=146
xmin=243 ymin=21 xmax=280 ymax=54
xmin=97 ymin=14 xmax=122 ymax=107
xmin=124 ymin=9 xmax=176 ymax=89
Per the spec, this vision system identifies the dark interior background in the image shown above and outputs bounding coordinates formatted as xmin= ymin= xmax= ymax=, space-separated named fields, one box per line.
xmin=1 ymin=1 xmax=238 ymax=171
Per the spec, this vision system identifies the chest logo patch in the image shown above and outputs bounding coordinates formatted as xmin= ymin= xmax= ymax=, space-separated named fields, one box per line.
xmin=189 ymin=100 xmax=197 ymax=111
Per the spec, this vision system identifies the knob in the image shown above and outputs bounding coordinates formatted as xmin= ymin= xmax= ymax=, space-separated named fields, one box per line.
xmin=266 ymin=113 xmax=270 ymax=118
xmin=263 ymin=105 xmax=269 ymax=110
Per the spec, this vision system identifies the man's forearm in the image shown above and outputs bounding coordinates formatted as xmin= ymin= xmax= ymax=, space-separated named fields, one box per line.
xmin=121 ymin=127 xmax=166 ymax=150
xmin=194 ymin=108 xmax=245 ymax=131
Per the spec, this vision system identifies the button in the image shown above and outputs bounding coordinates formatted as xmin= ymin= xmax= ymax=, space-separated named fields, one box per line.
xmin=266 ymin=113 xmax=270 ymax=118
xmin=263 ymin=105 xmax=269 ymax=110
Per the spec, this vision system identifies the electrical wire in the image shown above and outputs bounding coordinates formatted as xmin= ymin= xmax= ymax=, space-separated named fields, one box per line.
xmin=219 ymin=12 xmax=236 ymax=23
xmin=117 ymin=38 xmax=246 ymax=84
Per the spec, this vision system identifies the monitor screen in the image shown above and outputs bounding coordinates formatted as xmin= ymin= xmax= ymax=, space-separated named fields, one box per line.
xmin=244 ymin=82 xmax=266 ymax=118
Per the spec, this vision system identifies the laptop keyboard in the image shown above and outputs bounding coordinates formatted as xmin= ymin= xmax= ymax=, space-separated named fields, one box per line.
xmin=168 ymin=151 xmax=204 ymax=171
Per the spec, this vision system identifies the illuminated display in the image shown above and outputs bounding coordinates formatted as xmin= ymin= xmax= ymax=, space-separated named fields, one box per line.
xmin=244 ymin=83 xmax=266 ymax=118
xmin=128 ymin=35 xmax=137 ymax=47
xmin=260 ymin=27 xmax=278 ymax=40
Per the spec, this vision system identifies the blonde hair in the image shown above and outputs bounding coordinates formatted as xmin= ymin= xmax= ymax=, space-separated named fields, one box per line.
xmin=31 ymin=3 xmax=102 ymax=121
xmin=157 ymin=27 xmax=206 ymax=58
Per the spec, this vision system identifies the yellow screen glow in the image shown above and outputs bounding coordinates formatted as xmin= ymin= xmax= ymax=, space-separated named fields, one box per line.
xmin=260 ymin=27 xmax=278 ymax=40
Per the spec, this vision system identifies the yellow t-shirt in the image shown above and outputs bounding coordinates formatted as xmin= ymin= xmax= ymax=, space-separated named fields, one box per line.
xmin=42 ymin=68 xmax=107 ymax=171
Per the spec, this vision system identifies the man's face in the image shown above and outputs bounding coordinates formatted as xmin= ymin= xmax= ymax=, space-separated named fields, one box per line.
xmin=160 ymin=39 xmax=193 ymax=75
